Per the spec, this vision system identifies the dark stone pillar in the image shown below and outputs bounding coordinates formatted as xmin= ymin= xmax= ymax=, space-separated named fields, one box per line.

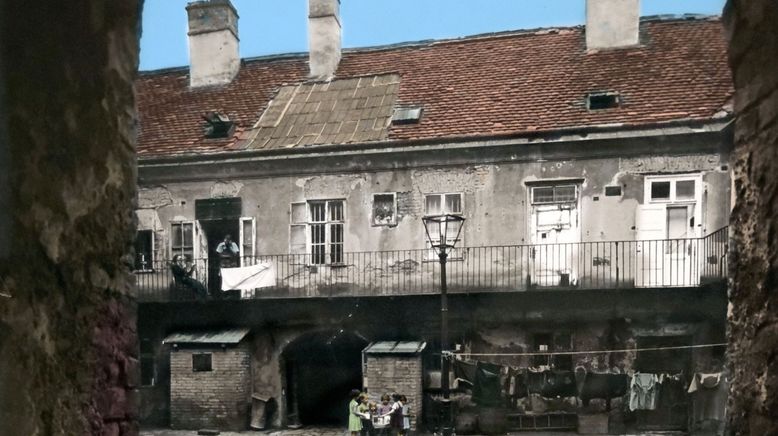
xmin=0 ymin=1 xmax=142 ymax=435
xmin=725 ymin=1 xmax=778 ymax=434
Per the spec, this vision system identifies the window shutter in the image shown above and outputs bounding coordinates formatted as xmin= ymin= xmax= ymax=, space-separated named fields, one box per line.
xmin=289 ymin=202 xmax=307 ymax=255
xmin=239 ymin=217 xmax=256 ymax=266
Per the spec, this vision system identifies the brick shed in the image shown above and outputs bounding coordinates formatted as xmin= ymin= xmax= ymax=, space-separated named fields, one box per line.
xmin=164 ymin=328 xmax=252 ymax=431
xmin=363 ymin=341 xmax=426 ymax=431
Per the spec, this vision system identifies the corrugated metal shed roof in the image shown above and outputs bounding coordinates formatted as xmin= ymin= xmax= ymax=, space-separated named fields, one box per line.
xmin=163 ymin=328 xmax=250 ymax=345
xmin=363 ymin=341 xmax=427 ymax=355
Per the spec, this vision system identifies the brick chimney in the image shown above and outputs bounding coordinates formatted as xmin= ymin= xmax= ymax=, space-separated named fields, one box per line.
xmin=586 ymin=0 xmax=640 ymax=50
xmin=308 ymin=0 xmax=341 ymax=80
xmin=186 ymin=0 xmax=240 ymax=88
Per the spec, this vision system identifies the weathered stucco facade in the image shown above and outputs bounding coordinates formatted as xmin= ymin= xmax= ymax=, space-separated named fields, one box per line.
xmin=137 ymin=124 xmax=732 ymax=432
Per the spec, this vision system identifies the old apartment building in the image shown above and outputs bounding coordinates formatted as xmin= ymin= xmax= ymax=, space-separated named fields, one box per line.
xmin=134 ymin=0 xmax=732 ymax=433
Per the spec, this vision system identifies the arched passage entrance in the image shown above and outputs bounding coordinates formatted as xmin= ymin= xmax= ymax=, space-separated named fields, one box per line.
xmin=282 ymin=331 xmax=368 ymax=426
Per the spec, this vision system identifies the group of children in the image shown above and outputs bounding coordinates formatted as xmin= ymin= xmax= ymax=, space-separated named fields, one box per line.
xmin=349 ymin=390 xmax=412 ymax=436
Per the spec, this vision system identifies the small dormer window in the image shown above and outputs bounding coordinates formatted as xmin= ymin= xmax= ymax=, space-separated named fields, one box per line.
xmin=392 ymin=106 xmax=423 ymax=124
xmin=202 ymin=111 xmax=235 ymax=138
xmin=587 ymin=92 xmax=620 ymax=110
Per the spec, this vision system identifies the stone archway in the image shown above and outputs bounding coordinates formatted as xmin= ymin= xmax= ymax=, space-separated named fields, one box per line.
xmin=281 ymin=330 xmax=368 ymax=426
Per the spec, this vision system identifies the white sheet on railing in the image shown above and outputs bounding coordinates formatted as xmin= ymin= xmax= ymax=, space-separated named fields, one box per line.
xmin=221 ymin=262 xmax=276 ymax=295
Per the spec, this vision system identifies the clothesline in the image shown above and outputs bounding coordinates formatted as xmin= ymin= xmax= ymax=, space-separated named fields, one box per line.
xmin=450 ymin=342 xmax=727 ymax=357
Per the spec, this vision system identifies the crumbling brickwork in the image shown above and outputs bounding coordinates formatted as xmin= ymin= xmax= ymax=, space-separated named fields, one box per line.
xmin=170 ymin=346 xmax=252 ymax=430
xmin=365 ymin=355 xmax=423 ymax=430
xmin=725 ymin=0 xmax=778 ymax=433
xmin=0 ymin=0 xmax=141 ymax=434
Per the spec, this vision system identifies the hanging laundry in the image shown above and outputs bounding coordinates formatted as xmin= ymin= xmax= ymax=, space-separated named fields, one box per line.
xmin=508 ymin=367 xmax=528 ymax=399
xmin=473 ymin=361 xmax=503 ymax=406
xmin=579 ymin=373 xmax=629 ymax=405
xmin=453 ymin=359 xmax=477 ymax=386
xmin=220 ymin=261 xmax=276 ymax=294
xmin=540 ymin=370 xmax=577 ymax=398
xmin=689 ymin=372 xmax=728 ymax=433
xmin=629 ymin=373 xmax=660 ymax=411
xmin=526 ymin=368 xmax=546 ymax=394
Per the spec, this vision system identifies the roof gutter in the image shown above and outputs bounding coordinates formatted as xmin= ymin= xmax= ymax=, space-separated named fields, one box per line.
xmin=138 ymin=118 xmax=733 ymax=184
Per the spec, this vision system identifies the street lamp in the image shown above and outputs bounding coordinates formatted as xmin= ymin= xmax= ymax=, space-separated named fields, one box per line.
xmin=422 ymin=213 xmax=465 ymax=436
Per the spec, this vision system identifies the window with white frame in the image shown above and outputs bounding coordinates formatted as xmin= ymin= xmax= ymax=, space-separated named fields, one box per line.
xmin=530 ymin=184 xmax=577 ymax=205
xmin=423 ymin=193 xmax=463 ymax=258
xmin=170 ymin=221 xmax=194 ymax=262
xmin=309 ymin=200 xmax=345 ymax=265
xmin=642 ymin=175 xmax=702 ymax=254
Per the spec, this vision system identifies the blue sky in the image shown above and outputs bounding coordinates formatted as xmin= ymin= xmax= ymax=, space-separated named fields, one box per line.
xmin=140 ymin=0 xmax=726 ymax=71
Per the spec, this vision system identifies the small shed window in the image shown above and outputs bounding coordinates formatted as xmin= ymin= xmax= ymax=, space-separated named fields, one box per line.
xmin=192 ymin=353 xmax=213 ymax=372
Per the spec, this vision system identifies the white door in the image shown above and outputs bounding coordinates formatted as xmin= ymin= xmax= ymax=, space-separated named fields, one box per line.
xmin=635 ymin=203 xmax=699 ymax=287
xmin=530 ymin=188 xmax=580 ymax=287
xmin=635 ymin=204 xmax=666 ymax=287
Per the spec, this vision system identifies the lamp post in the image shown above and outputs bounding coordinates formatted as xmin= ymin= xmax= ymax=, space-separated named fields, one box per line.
xmin=422 ymin=213 xmax=465 ymax=436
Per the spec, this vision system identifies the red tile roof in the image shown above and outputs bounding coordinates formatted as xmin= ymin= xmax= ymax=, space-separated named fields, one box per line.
xmin=136 ymin=17 xmax=733 ymax=157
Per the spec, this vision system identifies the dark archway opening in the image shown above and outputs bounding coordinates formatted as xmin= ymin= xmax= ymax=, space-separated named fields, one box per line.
xmin=283 ymin=331 xmax=368 ymax=426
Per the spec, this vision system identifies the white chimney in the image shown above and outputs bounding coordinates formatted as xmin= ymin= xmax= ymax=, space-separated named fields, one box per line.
xmin=308 ymin=0 xmax=342 ymax=80
xmin=186 ymin=0 xmax=240 ymax=88
xmin=586 ymin=0 xmax=640 ymax=50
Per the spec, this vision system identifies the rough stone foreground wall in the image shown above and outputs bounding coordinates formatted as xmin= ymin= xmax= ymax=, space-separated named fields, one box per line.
xmin=170 ymin=346 xmax=252 ymax=431
xmin=725 ymin=1 xmax=778 ymax=434
xmin=0 ymin=1 xmax=142 ymax=435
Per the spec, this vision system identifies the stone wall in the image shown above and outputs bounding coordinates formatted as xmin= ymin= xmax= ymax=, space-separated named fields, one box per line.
xmin=725 ymin=1 xmax=778 ymax=434
xmin=170 ymin=345 xmax=252 ymax=430
xmin=0 ymin=1 xmax=141 ymax=435
xmin=365 ymin=354 xmax=423 ymax=430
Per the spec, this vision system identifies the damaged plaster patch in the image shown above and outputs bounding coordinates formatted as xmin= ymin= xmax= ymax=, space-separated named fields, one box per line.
xmin=210 ymin=181 xmax=244 ymax=198
xmin=138 ymin=186 xmax=174 ymax=209
xmin=411 ymin=166 xmax=491 ymax=194
xmin=301 ymin=174 xmax=366 ymax=199
xmin=620 ymin=154 xmax=721 ymax=173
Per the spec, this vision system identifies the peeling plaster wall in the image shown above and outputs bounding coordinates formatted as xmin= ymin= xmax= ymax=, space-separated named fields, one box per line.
xmin=138 ymin=152 xmax=731 ymax=258
xmin=0 ymin=1 xmax=141 ymax=435
xmin=725 ymin=1 xmax=778 ymax=433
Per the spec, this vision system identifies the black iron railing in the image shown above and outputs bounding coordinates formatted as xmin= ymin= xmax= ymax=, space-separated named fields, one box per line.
xmin=135 ymin=227 xmax=728 ymax=302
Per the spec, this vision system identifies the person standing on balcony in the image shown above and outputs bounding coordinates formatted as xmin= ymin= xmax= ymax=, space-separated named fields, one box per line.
xmin=170 ymin=255 xmax=207 ymax=299
xmin=216 ymin=233 xmax=240 ymax=268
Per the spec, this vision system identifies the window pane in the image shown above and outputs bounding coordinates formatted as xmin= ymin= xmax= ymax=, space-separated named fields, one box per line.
xmin=373 ymin=194 xmax=395 ymax=225
xmin=310 ymin=202 xmax=325 ymax=222
xmin=171 ymin=224 xmax=182 ymax=248
xmin=330 ymin=223 xmax=343 ymax=244
xmin=532 ymin=187 xmax=554 ymax=203
xmin=329 ymin=201 xmax=344 ymax=221
xmin=183 ymin=223 xmax=193 ymax=247
xmin=312 ymin=244 xmax=326 ymax=265
xmin=676 ymin=180 xmax=695 ymax=200
xmin=311 ymin=223 xmax=325 ymax=244
xmin=651 ymin=181 xmax=671 ymax=200
xmin=445 ymin=194 xmax=462 ymax=214
xmin=425 ymin=195 xmax=441 ymax=215
xmin=667 ymin=206 xmax=689 ymax=239
xmin=553 ymin=186 xmax=576 ymax=203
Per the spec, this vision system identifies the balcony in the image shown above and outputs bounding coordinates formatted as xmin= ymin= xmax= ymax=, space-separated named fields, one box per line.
xmin=135 ymin=227 xmax=728 ymax=302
